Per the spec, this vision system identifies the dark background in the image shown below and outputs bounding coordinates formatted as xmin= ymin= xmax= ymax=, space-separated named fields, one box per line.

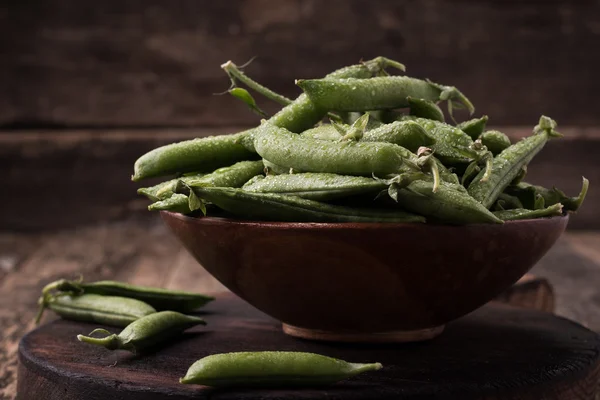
xmin=2 ymin=0 xmax=599 ymax=230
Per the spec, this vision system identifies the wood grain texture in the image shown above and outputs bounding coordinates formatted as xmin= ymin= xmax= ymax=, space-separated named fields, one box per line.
xmin=16 ymin=294 xmax=600 ymax=400
xmin=1 ymin=0 xmax=599 ymax=127
xmin=1 ymin=127 xmax=598 ymax=232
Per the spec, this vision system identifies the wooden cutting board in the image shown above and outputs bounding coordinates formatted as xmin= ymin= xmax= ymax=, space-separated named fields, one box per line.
xmin=17 ymin=293 xmax=600 ymax=400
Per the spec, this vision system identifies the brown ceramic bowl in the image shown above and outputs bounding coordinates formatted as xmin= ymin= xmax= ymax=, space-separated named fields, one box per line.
xmin=161 ymin=212 xmax=568 ymax=342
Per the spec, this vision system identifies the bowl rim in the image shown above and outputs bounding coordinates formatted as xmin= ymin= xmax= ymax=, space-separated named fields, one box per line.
xmin=160 ymin=211 xmax=569 ymax=230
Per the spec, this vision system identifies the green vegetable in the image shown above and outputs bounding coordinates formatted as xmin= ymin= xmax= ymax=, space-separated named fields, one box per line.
xmin=42 ymin=279 xmax=214 ymax=312
xmin=180 ymin=351 xmax=383 ymax=387
xmin=480 ymin=130 xmax=511 ymax=155
xmin=254 ymin=122 xmax=419 ymax=177
xmin=297 ymin=76 xmax=474 ymax=117
xmin=493 ymin=203 xmax=564 ymax=221
xmin=146 ymin=160 xmax=265 ymax=213
xmin=242 ymin=173 xmax=387 ymax=201
xmin=184 ymin=186 xmax=425 ymax=223
xmin=408 ymin=97 xmax=445 ymax=122
xmin=468 ymin=116 xmax=562 ymax=209
xmin=132 ymin=131 xmax=257 ymax=181
xmin=389 ymin=176 xmax=503 ymax=224
xmin=505 ymin=177 xmax=589 ymax=212
xmin=229 ymin=87 xmax=267 ymax=117
xmin=77 ymin=311 xmax=206 ymax=352
xmin=36 ymin=293 xmax=156 ymax=327
xmin=457 ymin=116 xmax=489 ymax=140
xmin=361 ymin=120 xmax=434 ymax=153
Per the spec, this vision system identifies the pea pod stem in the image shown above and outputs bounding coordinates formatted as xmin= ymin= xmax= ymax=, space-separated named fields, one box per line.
xmin=222 ymin=60 xmax=293 ymax=106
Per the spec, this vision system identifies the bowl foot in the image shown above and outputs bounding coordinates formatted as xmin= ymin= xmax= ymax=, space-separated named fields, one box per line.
xmin=282 ymin=323 xmax=445 ymax=343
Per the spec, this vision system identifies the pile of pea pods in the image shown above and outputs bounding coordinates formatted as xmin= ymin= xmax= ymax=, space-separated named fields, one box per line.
xmin=36 ymin=278 xmax=382 ymax=387
xmin=133 ymin=57 xmax=588 ymax=224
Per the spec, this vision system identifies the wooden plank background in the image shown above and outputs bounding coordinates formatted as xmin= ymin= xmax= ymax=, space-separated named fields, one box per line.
xmin=2 ymin=0 xmax=600 ymax=128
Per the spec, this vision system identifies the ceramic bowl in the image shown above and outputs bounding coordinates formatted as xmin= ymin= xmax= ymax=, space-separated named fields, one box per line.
xmin=161 ymin=212 xmax=568 ymax=342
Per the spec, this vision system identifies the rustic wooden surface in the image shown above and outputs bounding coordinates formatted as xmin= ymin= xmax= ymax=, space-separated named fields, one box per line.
xmin=2 ymin=0 xmax=599 ymax=128
xmin=17 ymin=294 xmax=600 ymax=400
xmin=1 ymin=221 xmax=600 ymax=399
xmin=1 ymin=127 xmax=598 ymax=231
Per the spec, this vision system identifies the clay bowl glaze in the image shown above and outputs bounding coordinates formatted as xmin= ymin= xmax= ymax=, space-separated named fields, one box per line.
xmin=161 ymin=212 xmax=568 ymax=342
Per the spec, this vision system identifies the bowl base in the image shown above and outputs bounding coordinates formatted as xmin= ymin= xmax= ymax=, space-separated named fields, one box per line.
xmin=282 ymin=323 xmax=445 ymax=343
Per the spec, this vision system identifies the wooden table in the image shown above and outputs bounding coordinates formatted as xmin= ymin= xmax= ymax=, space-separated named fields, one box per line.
xmin=1 ymin=216 xmax=600 ymax=398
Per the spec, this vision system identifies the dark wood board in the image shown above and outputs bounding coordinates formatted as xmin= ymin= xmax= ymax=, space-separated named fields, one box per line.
xmin=2 ymin=0 xmax=600 ymax=127
xmin=17 ymin=293 xmax=600 ymax=400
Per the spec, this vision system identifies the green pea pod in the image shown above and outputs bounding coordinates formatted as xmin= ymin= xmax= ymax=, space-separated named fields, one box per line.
xmin=510 ymin=165 xmax=527 ymax=186
xmin=389 ymin=178 xmax=503 ymax=224
xmin=137 ymin=173 xmax=206 ymax=202
xmin=408 ymin=97 xmax=445 ymax=122
xmin=43 ymin=279 xmax=214 ymax=312
xmin=254 ymin=122 xmax=418 ymax=177
xmin=493 ymin=203 xmax=564 ymax=221
xmin=468 ymin=116 xmax=562 ymax=209
xmin=493 ymin=193 xmax=524 ymax=211
xmin=132 ymin=131 xmax=258 ymax=181
xmin=180 ymin=351 xmax=382 ymax=387
xmin=37 ymin=293 xmax=156 ymax=327
xmin=148 ymin=193 xmax=191 ymax=213
xmin=361 ymin=120 xmax=435 ymax=153
xmin=301 ymin=125 xmax=344 ymax=141
xmin=185 ymin=186 xmax=425 ymax=223
xmin=229 ymin=88 xmax=267 ymax=117
xmin=147 ymin=161 xmax=265 ymax=213
xmin=296 ymin=76 xmax=474 ymax=118
xmin=505 ymin=177 xmax=589 ymax=212
xmin=78 ymin=311 xmax=205 ymax=352
xmin=242 ymin=172 xmax=387 ymax=201
xmin=457 ymin=116 xmax=489 ymax=140
xmin=480 ymin=130 xmax=511 ymax=155
xmin=411 ymin=118 xmax=483 ymax=165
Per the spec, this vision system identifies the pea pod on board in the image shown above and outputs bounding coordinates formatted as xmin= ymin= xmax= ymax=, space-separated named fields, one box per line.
xmin=296 ymin=76 xmax=474 ymax=117
xmin=493 ymin=203 xmax=564 ymax=221
xmin=36 ymin=293 xmax=156 ymax=327
xmin=468 ymin=116 xmax=562 ymax=209
xmin=77 ymin=311 xmax=206 ymax=352
xmin=183 ymin=186 xmax=425 ymax=223
xmin=43 ymin=279 xmax=214 ymax=312
xmin=242 ymin=172 xmax=387 ymax=201
xmin=457 ymin=116 xmax=489 ymax=140
xmin=180 ymin=351 xmax=383 ymax=387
